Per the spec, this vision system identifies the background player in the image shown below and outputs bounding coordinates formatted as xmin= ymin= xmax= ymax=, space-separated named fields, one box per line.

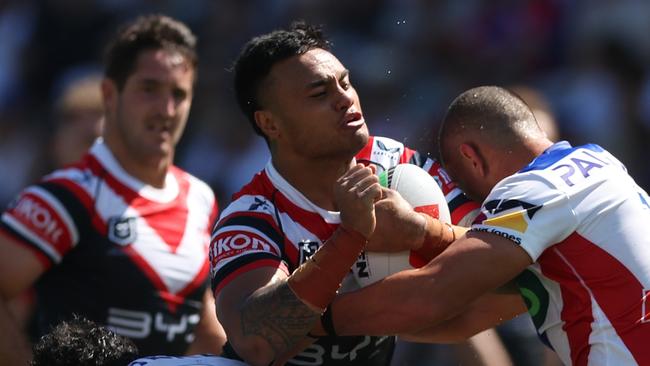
xmin=312 ymin=85 xmax=650 ymax=365
xmin=0 ymin=14 xmax=225 ymax=363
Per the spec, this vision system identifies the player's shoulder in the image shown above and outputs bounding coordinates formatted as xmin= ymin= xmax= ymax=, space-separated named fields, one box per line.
xmin=357 ymin=135 xmax=426 ymax=172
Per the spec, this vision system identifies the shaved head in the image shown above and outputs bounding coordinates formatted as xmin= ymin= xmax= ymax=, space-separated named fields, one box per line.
xmin=437 ymin=86 xmax=552 ymax=201
xmin=438 ymin=86 xmax=546 ymax=165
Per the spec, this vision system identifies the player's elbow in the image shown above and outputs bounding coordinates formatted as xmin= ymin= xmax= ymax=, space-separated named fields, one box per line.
xmin=228 ymin=336 xmax=276 ymax=366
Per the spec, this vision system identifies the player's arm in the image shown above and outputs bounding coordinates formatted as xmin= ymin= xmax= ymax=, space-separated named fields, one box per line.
xmin=215 ymin=164 xmax=381 ymax=366
xmin=0 ymin=231 xmax=47 ymax=364
xmin=315 ymin=230 xmax=532 ymax=337
xmin=185 ymin=288 xmax=227 ymax=355
xmin=399 ymin=283 xmax=527 ymax=343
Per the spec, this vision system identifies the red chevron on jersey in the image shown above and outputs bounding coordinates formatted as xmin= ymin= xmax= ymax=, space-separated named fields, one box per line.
xmin=0 ymin=141 xmax=217 ymax=355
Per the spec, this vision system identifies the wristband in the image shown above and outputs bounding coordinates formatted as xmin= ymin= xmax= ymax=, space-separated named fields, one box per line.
xmin=287 ymin=226 xmax=367 ymax=311
xmin=414 ymin=213 xmax=456 ymax=263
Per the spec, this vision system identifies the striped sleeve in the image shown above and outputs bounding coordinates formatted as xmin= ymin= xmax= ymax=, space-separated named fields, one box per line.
xmin=209 ymin=209 xmax=289 ymax=294
xmin=0 ymin=182 xmax=84 ymax=268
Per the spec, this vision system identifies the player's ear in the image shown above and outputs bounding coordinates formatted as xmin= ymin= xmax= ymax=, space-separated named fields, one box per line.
xmin=254 ymin=110 xmax=280 ymax=140
xmin=459 ymin=142 xmax=488 ymax=177
xmin=101 ymin=78 xmax=117 ymax=112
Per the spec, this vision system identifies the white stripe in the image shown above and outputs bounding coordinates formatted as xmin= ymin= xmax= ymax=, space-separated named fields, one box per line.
xmin=25 ymin=186 xmax=79 ymax=245
xmin=422 ymin=158 xmax=434 ymax=172
xmin=444 ymin=187 xmax=462 ymax=203
xmin=1 ymin=213 xmax=62 ymax=263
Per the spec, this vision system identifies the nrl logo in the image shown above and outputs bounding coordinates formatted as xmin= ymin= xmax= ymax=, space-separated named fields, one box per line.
xmin=107 ymin=216 xmax=137 ymax=246
xmin=298 ymin=240 xmax=320 ymax=264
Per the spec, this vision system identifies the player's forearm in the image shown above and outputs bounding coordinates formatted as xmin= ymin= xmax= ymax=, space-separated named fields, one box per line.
xmin=237 ymin=226 xmax=368 ymax=364
xmin=0 ymin=295 xmax=31 ymax=364
xmin=239 ymin=279 xmax=321 ymax=365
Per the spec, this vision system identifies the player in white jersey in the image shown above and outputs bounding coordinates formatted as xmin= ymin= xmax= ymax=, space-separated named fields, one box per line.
xmin=0 ymin=15 xmax=225 ymax=363
xmin=309 ymin=86 xmax=650 ymax=365
xmin=212 ymin=22 xmax=475 ymax=366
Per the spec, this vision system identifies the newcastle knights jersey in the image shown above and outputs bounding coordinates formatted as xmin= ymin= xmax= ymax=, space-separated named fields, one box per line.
xmin=210 ymin=136 xmax=478 ymax=365
xmin=472 ymin=141 xmax=650 ymax=365
xmin=0 ymin=140 xmax=217 ymax=356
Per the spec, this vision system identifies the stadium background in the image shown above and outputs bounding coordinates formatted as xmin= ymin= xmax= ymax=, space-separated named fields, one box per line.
xmin=0 ymin=1 xmax=649 ymax=364
xmin=2 ymin=0 xmax=650 ymax=207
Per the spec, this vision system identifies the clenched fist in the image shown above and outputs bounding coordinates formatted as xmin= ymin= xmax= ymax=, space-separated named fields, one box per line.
xmin=334 ymin=164 xmax=382 ymax=239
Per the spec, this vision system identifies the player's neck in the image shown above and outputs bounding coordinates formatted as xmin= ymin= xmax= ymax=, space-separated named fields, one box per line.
xmin=272 ymin=155 xmax=354 ymax=211
xmin=105 ymin=139 xmax=171 ymax=188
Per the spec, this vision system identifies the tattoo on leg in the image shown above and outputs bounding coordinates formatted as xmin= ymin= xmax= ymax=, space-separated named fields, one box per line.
xmin=241 ymin=280 xmax=320 ymax=355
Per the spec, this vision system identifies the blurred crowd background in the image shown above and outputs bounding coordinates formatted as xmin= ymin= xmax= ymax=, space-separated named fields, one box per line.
xmin=3 ymin=1 xmax=649 ymax=365
xmin=2 ymin=0 xmax=650 ymax=208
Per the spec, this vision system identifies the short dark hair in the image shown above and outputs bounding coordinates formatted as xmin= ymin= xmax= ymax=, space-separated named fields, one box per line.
xmin=104 ymin=14 xmax=197 ymax=90
xmin=32 ymin=317 xmax=139 ymax=366
xmin=438 ymin=86 xmax=541 ymax=163
xmin=233 ymin=21 xmax=332 ymax=139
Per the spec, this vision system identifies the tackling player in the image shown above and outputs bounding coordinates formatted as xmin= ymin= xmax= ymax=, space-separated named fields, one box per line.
xmin=314 ymin=86 xmax=650 ymax=366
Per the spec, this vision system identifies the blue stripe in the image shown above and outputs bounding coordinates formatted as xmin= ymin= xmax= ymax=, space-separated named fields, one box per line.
xmin=519 ymin=141 xmax=604 ymax=173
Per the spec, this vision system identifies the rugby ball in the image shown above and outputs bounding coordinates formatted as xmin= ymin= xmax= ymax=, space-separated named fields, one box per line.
xmin=353 ymin=164 xmax=451 ymax=287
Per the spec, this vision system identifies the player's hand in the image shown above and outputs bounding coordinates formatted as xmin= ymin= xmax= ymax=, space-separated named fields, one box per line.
xmin=366 ymin=188 xmax=427 ymax=252
xmin=334 ymin=164 xmax=382 ymax=239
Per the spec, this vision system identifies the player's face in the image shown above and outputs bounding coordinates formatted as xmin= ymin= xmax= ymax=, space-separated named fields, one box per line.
xmin=105 ymin=49 xmax=194 ymax=162
xmin=443 ymin=153 xmax=493 ymax=203
xmin=259 ymin=48 xmax=368 ymax=160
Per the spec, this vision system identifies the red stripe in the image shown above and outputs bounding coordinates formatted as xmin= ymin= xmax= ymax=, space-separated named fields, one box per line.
xmin=400 ymin=146 xmax=416 ymax=164
xmin=540 ymin=233 xmax=650 ymax=364
xmin=47 ymin=177 xmax=108 ymax=236
xmin=427 ymin=161 xmax=457 ymax=195
xmin=450 ymin=200 xmax=480 ymax=226
xmin=355 ymin=136 xmax=375 ymax=161
xmin=214 ymin=258 xmax=287 ymax=295
xmin=6 ymin=191 xmax=75 ymax=256
xmin=216 ymin=210 xmax=298 ymax=265
xmin=173 ymin=258 xmax=210 ymax=313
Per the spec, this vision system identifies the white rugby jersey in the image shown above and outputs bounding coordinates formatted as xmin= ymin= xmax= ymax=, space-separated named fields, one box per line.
xmin=129 ymin=354 xmax=247 ymax=366
xmin=472 ymin=141 xmax=650 ymax=365
xmin=0 ymin=140 xmax=218 ymax=355
xmin=211 ymin=136 xmax=478 ymax=366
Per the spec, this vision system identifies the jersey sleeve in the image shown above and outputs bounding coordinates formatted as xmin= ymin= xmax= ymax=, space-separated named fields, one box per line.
xmin=0 ymin=182 xmax=82 ymax=268
xmin=209 ymin=195 xmax=289 ymax=295
xmin=419 ymin=158 xmax=481 ymax=226
xmin=470 ymin=172 xmax=579 ymax=261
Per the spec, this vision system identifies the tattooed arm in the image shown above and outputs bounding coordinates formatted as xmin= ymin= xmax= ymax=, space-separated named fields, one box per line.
xmin=214 ymin=165 xmax=382 ymax=366
xmin=216 ymin=267 xmax=318 ymax=366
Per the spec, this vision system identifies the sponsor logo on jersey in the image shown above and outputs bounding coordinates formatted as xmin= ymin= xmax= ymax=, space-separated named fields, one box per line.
xmin=248 ymin=197 xmax=270 ymax=211
xmin=10 ymin=194 xmax=66 ymax=244
xmin=108 ymin=216 xmax=137 ymax=246
xmin=210 ymin=231 xmax=276 ymax=265
xmin=482 ymin=199 xmax=542 ymax=233
xmin=471 ymin=227 xmax=522 ymax=244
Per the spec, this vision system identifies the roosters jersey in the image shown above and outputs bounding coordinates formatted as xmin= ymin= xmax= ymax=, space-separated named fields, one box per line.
xmin=472 ymin=141 xmax=650 ymax=366
xmin=0 ymin=141 xmax=217 ymax=356
xmin=210 ymin=136 xmax=478 ymax=366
